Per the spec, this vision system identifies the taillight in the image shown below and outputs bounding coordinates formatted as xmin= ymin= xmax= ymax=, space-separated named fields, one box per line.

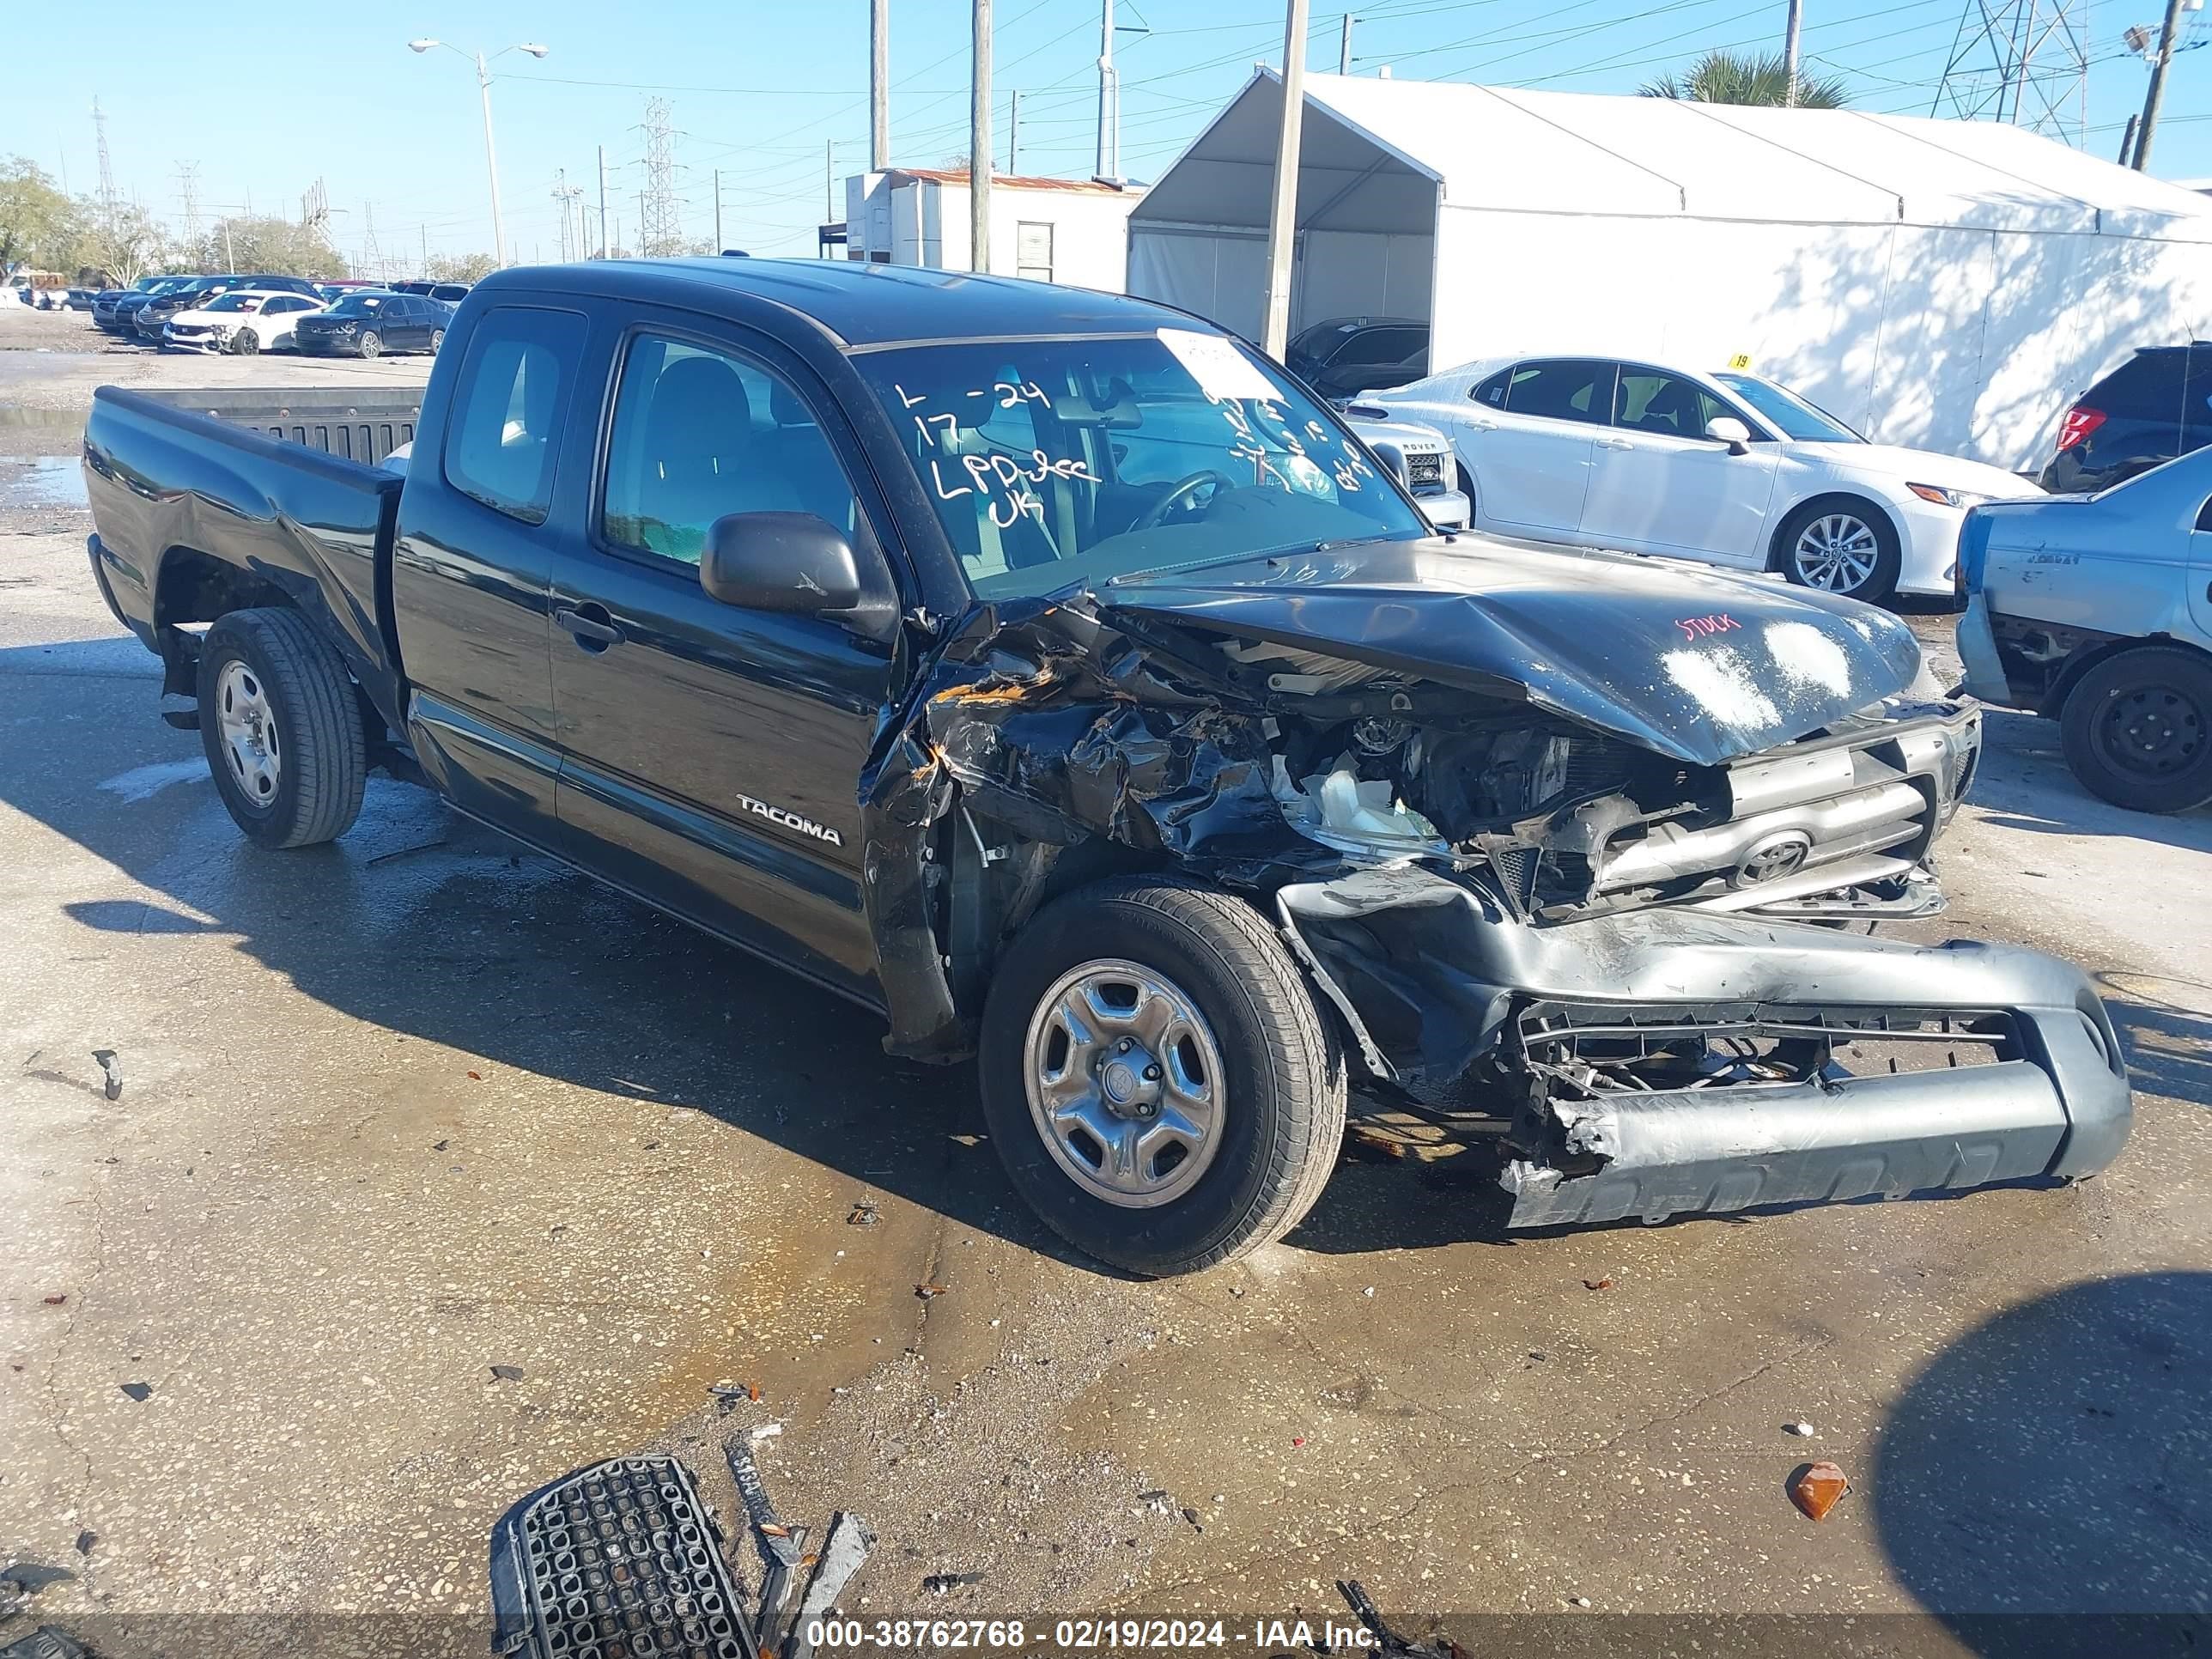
xmin=2056 ymin=406 xmax=2106 ymax=453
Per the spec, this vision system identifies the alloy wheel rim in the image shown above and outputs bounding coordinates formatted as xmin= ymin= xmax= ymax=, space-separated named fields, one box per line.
xmin=1022 ymin=957 xmax=1226 ymax=1208
xmin=1793 ymin=514 xmax=1878 ymax=592
xmin=215 ymin=659 xmax=281 ymax=809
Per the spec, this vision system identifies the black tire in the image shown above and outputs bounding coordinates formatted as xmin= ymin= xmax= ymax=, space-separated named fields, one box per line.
xmin=231 ymin=327 xmax=259 ymax=356
xmin=358 ymin=331 xmax=381 ymax=359
xmin=1774 ymin=495 xmax=1902 ymax=605
xmin=197 ymin=608 xmax=368 ymax=848
xmin=2059 ymin=646 xmax=2212 ymax=815
xmin=979 ymin=877 xmax=1346 ymax=1276
xmin=429 ymin=328 xmax=446 ymax=354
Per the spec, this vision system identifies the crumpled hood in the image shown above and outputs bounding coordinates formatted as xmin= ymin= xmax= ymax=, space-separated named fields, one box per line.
xmin=1098 ymin=535 xmax=1924 ymax=767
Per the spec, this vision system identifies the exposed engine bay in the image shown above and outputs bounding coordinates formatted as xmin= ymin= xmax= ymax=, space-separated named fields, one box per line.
xmin=857 ymin=547 xmax=2126 ymax=1230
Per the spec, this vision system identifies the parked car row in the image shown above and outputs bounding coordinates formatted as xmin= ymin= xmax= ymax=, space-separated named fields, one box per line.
xmin=83 ymin=273 xmax=456 ymax=357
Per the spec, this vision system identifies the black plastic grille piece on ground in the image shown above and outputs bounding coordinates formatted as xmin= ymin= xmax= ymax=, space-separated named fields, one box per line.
xmin=489 ymin=1455 xmax=756 ymax=1659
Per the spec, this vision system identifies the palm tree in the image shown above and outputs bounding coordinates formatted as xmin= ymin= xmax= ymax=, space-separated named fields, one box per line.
xmin=1640 ymin=50 xmax=1851 ymax=108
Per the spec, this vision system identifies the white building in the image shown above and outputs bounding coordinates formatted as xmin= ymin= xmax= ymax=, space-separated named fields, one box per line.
xmin=842 ymin=168 xmax=1145 ymax=291
xmin=1128 ymin=71 xmax=2212 ymax=468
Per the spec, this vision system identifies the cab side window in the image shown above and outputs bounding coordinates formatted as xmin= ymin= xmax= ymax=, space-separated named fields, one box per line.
xmin=600 ymin=332 xmax=860 ymax=567
xmin=441 ymin=307 xmax=588 ymax=526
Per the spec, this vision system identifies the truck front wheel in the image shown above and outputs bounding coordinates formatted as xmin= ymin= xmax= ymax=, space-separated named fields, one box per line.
xmin=197 ymin=608 xmax=368 ymax=848
xmin=979 ymin=878 xmax=1346 ymax=1276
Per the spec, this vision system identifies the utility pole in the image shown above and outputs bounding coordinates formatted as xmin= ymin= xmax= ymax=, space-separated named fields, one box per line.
xmin=1339 ymin=13 xmax=1352 ymax=75
xmin=1096 ymin=0 xmax=1117 ymax=181
xmin=972 ymin=0 xmax=992 ymax=274
xmin=1784 ymin=0 xmax=1802 ymax=106
xmin=1261 ymin=0 xmax=1310 ymax=360
xmin=476 ymin=52 xmax=507 ymax=264
xmin=1009 ymin=89 xmax=1022 ymax=173
xmin=93 ymin=97 xmax=117 ymax=219
xmin=421 ymin=223 xmax=428 ymax=270
xmin=598 ymin=145 xmax=610 ymax=257
xmin=2134 ymin=0 xmax=2189 ymax=170
xmin=2119 ymin=112 xmax=2142 ymax=166
xmin=826 ymin=140 xmax=836 ymax=247
xmin=714 ymin=168 xmax=723 ymax=249
xmin=871 ymin=0 xmax=890 ymax=171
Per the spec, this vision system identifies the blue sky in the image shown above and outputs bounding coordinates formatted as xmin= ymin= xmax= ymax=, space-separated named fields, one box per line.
xmin=9 ymin=0 xmax=2210 ymax=268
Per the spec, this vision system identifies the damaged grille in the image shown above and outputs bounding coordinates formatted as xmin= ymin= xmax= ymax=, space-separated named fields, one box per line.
xmin=497 ymin=1456 xmax=749 ymax=1659
xmin=1576 ymin=719 xmax=1966 ymax=917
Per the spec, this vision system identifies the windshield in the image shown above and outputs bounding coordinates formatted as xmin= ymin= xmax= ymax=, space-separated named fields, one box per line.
xmin=326 ymin=294 xmax=390 ymax=315
xmin=1715 ymin=373 xmax=1863 ymax=443
xmin=854 ymin=331 xmax=1429 ymax=599
xmin=204 ymin=293 xmax=263 ymax=313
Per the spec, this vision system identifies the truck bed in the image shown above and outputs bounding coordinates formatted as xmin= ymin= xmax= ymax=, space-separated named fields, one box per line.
xmin=82 ymin=386 xmax=418 ymax=730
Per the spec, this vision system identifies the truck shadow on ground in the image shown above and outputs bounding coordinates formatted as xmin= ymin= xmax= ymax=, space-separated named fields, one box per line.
xmin=3 ymin=634 xmax=1515 ymax=1268
xmin=1873 ymin=1270 xmax=2212 ymax=1650
xmin=2095 ymin=973 xmax=2212 ymax=1109
xmin=1969 ymin=709 xmax=2212 ymax=854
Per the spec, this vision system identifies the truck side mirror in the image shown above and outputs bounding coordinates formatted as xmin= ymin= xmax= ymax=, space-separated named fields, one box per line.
xmin=1705 ymin=416 xmax=1753 ymax=455
xmin=702 ymin=512 xmax=863 ymax=614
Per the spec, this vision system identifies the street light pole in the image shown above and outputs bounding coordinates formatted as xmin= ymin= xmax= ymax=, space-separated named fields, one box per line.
xmin=410 ymin=37 xmax=550 ymax=267
xmin=1260 ymin=0 xmax=1310 ymax=360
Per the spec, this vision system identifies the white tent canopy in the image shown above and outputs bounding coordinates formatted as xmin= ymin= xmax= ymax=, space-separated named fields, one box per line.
xmin=1127 ymin=72 xmax=2212 ymax=466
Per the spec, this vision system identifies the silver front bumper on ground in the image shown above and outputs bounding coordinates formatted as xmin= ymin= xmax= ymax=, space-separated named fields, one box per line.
xmin=1276 ymin=866 xmax=2132 ymax=1230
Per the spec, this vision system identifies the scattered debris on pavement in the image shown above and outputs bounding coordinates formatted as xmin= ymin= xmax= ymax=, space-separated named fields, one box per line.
xmin=489 ymin=1364 xmax=524 ymax=1383
xmin=0 ymin=1626 xmax=90 ymax=1659
xmin=750 ymin=1421 xmax=784 ymax=1443
xmin=915 ymin=1282 xmax=948 ymax=1299
xmin=90 ymin=1049 xmax=121 ymax=1102
xmin=40 ymin=1295 xmax=64 ymax=1307
xmin=1583 ymin=1277 xmax=1614 ymax=1291
xmin=846 ymin=1200 xmax=880 ymax=1226
xmin=1786 ymin=1420 xmax=1816 ymax=1437
xmin=1790 ymin=1461 xmax=1851 ymax=1521
xmin=1335 ymin=1579 xmax=1458 ymax=1657
xmin=70 ymin=1533 xmax=93 ymax=1558
xmin=922 ymin=1571 xmax=984 ymax=1594
xmin=118 ymin=1382 xmax=151 ymax=1402
xmin=0 ymin=1564 xmax=76 ymax=1622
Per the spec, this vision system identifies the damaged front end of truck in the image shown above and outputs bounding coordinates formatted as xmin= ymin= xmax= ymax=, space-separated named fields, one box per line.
xmin=861 ymin=539 xmax=2131 ymax=1230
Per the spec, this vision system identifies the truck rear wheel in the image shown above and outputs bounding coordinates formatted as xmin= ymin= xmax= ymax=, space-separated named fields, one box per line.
xmin=979 ymin=877 xmax=1346 ymax=1276
xmin=198 ymin=608 xmax=368 ymax=848
xmin=2060 ymin=645 xmax=2212 ymax=815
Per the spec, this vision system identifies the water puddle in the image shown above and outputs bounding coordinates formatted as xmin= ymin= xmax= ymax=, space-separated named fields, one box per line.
xmin=0 ymin=453 xmax=88 ymax=508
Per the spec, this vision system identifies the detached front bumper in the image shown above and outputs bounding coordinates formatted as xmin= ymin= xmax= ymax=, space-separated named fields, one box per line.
xmin=1278 ymin=866 xmax=2131 ymax=1229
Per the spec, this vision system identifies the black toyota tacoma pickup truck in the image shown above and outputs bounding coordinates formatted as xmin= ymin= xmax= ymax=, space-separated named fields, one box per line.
xmin=82 ymin=259 xmax=2130 ymax=1275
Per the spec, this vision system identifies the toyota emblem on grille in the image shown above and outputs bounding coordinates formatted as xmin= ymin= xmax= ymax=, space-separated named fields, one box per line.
xmin=1736 ymin=830 xmax=1813 ymax=885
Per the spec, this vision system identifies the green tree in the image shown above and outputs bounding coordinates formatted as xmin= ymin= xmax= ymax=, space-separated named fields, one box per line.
xmin=193 ymin=215 xmax=349 ymax=279
xmin=1640 ymin=50 xmax=1850 ymax=108
xmin=422 ymin=251 xmax=500 ymax=284
xmin=80 ymin=201 xmax=165 ymax=284
xmin=0 ymin=157 xmax=87 ymax=273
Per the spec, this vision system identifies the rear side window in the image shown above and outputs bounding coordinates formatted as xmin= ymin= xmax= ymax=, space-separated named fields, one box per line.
xmin=1503 ymin=359 xmax=1615 ymax=424
xmin=442 ymin=307 xmax=588 ymax=526
xmin=2087 ymin=351 xmax=2188 ymax=422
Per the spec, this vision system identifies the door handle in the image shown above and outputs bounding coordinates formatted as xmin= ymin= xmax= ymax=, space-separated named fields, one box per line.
xmin=555 ymin=605 xmax=624 ymax=648
xmin=1468 ymin=417 xmax=1498 ymax=431
xmin=1596 ymin=436 xmax=1632 ymax=450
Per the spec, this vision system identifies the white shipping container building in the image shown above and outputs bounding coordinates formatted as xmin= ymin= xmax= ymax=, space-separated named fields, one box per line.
xmin=1128 ymin=71 xmax=2212 ymax=469
xmin=843 ymin=168 xmax=1144 ymax=290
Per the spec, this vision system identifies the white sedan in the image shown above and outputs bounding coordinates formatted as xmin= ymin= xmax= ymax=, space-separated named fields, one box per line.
xmin=1370 ymin=355 xmax=2041 ymax=604
xmin=161 ymin=289 xmax=326 ymax=356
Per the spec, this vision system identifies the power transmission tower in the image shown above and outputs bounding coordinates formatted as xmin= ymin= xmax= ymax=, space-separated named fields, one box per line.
xmin=1929 ymin=0 xmax=2091 ymax=140
xmin=301 ymin=178 xmax=329 ymax=234
xmin=175 ymin=162 xmax=203 ymax=244
xmin=361 ymin=202 xmax=383 ymax=283
xmin=93 ymin=97 xmax=117 ymax=218
xmin=639 ymin=97 xmax=679 ymax=257
xmin=552 ymin=170 xmax=585 ymax=260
